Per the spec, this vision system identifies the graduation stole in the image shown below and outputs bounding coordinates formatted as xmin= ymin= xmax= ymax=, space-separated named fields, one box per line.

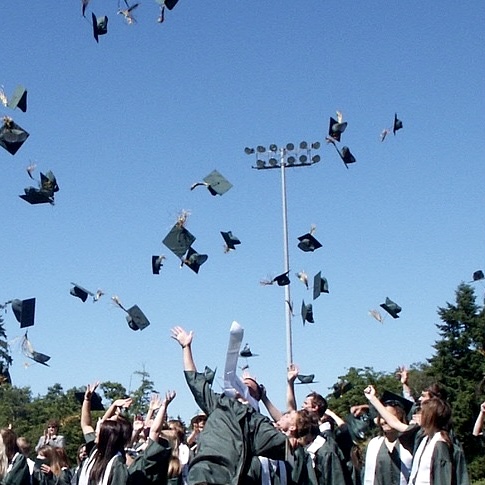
xmin=306 ymin=434 xmax=326 ymax=467
xmin=409 ymin=431 xmax=445 ymax=485
xmin=259 ymin=457 xmax=287 ymax=485
xmin=364 ymin=436 xmax=412 ymax=485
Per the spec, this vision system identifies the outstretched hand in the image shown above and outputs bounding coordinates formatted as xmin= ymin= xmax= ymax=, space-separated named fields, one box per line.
xmin=171 ymin=326 xmax=193 ymax=348
xmin=364 ymin=385 xmax=377 ymax=399
xmin=287 ymin=363 xmax=299 ymax=383
xmin=85 ymin=381 xmax=100 ymax=400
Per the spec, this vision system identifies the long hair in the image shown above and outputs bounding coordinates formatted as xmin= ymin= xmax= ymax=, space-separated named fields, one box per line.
xmin=90 ymin=420 xmax=126 ymax=483
xmin=0 ymin=429 xmax=19 ymax=462
xmin=0 ymin=433 xmax=8 ymax=479
xmin=160 ymin=430 xmax=182 ymax=479
xmin=420 ymin=397 xmax=453 ymax=448
xmin=38 ymin=445 xmax=62 ymax=476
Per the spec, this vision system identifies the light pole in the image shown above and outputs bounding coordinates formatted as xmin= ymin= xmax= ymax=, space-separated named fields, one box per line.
xmin=244 ymin=141 xmax=321 ymax=367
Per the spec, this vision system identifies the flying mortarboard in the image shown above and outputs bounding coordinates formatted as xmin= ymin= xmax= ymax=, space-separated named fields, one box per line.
xmin=379 ymin=390 xmax=413 ymax=415
xmin=473 ymin=270 xmax=484 ymax=282
xmin=152 ymin=255 xmax=165 ymax=275
xmin=0 ymin=117 xmax=29 ymax=155
xmin=162 ymin=223 xmax=196 ymax=259
xmin=74 ymin=391 xmax=105 ymax=411
xmin=7 ymin=86 xmax=27 ymax=113
xmin=339 ymin=146 xmax=356 ymax=168
xmin=21 ymin=332 xmax=50 ymax=366
xmin=301 ymin=300 xmax=314 ymax=324
xmin=164 ymin=0 xmax=179 ymax=9
xmin=82 ymin=0 xmax=90 ymax=17
xmin=393 ymin=113 xmax=403 ymax=135
xmin=92 ymin=13 xmax=108 ymax=42
xmin=70 ymin=283 xmax=103 ymax=303
xmin=11 ymin=298 xmax=35 ymax=328
xmin=240 ymin=343 xmax=258 ymax=358
xmin=333 ymin=380 xmax=352 ymax=398
xmin=112 ymin=297 xmax=150 ymax=331
xmin=313 ymin=272 xmax=329 ymax=300
xmin=190 ymin=170 xmax=233 ymax=196
xmin=261 ymin=271 xmax=290 ymax=286
xmin=183 ymin=247 xmax=208 ymax=273
xmin=221 ymin=231 xmax=241 ymax=251
xmin=297 ymin=232 xmax=322 ymax=253
xmin=380 ymin=297 xmax=401 ymax=319
xmin=19 ymin=187 xmax=54 ymax=205
xmin=328 ymin=115 xmax=347 ymax=142
xmin=296 ymin=374 xmax=317 ymax=384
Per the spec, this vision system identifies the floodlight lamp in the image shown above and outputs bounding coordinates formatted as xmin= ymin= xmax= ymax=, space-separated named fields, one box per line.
xmin=287 ymin=156 xmax=296 ymax=165
xmin=286 ymin=143 xmax=295 ymax=151
xmin=312 ymin=154 xmax=321 ymax=164
xmin=269 ymin=157 xmax=278 ymax=167
xmin=299 ymin=141 xmax=308 ymax=149
xmin=244 ymin=147 xmax=255 ymax=155
xmin=256 ymin=159 xmax=265 ymax=169
xmin=257 ymin=145 xmax=266 ymax=153
xmin=299 ymin=154 xmax=308 ymax=163
xmin=269 ymin=144 xmax=278 ymax=152
xmin=311 ymin=142 xmax=321 ymax=150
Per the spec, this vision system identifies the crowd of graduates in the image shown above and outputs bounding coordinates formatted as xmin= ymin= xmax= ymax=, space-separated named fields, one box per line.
xmin=0 ymin=327 xmax=482 ymax=485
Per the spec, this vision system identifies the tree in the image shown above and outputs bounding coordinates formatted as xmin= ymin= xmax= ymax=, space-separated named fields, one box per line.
xmin=130 ymin=366 xmax=155 ymax=416
xmin=100 ymin=381 xmax=127 ymax=403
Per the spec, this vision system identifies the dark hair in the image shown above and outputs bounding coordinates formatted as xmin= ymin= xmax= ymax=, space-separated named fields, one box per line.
xmin=306 ymin=392 xmax=328 ymax=417
xmin=47 ymin=419 xmax=60 ymax=429
xmin=1 ymin=429 xmax=19 ymax=461
xmin=90 ymin=420 xmax=126 ymax=483
xmin=420 ymin=397 xmax=452 ymax=433
xmin=295 ymin=409 xmax=320 ymax=439
xmin=167 ymin=419 xmax=186 ymax=444
xmin=425 ymin=384 xmax=448 ymax=401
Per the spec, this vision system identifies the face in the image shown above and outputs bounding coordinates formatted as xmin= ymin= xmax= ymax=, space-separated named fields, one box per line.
xmin=78 ymin=446 xmax=87 ymax=461
xmin=419 ymin=391 xmax=431 ymax=403
xmin=276 ymin=411 xmax=297 ymax=433
xmin=302 ymin=396 xmax=316 ymax=412
xmin=378 ymin=405 xmax=399 ymax=432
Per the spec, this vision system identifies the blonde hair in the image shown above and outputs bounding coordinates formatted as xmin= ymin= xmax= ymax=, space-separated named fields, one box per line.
xmin=0 ymin=434 xmax=9 ymax=479
xmin=160 ymin=430 xmax=182 ymax=478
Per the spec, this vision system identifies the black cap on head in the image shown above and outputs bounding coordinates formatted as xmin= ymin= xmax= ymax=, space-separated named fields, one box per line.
xmin=313 ymin=272 xmax=329 ymax=300
xmin=297 ymin=233 xmax=322 ymax=252
xmin=7 ymin=86 xmax=27 ymax=112
xmin=296 ymin=374 xmax=316 ymax=384
xmin=11 ymin=298 xmax=35 ymax=328
xmin=203 ymin=170 xmax=233 ymax=196
xmin=301 ymin=300 xmax=314 ymax=324
xmin=473 ymin=270 xmax=484 ymax=281
xmin=162 ymin=223 xmax=196 ymax=259
xmin=393 ymin=113 xmax=403 ymax=134
xmin=221 ymin=231 xmax=241 ymax=251
xmin=380 ymin=390 xmax=413 ymax=415
xmin=70 ymin=284 xmax=94 ymax=303
xmin=380 ymin=297 xmax=401 ymax=319
xmin=125 ymin=305 xmax=150 ymax=331
xmin=183 ymin=247 xmax=208 ymax=273
xmin=75 ymin=391 xmax=105 ymax=411
xmin=92 ymin=13 xmax=108 ymax=42
xmin=328 ymin=117 xmax=347 ymax=142
xmin=0 ymin=118 xmax=29 ymax=155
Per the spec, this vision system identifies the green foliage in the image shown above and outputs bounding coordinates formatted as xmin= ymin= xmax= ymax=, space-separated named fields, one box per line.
xmin=130 ymin=367 xmax=155 ymax=416
xmin=100 ymin=381 xmax=127 ymax=402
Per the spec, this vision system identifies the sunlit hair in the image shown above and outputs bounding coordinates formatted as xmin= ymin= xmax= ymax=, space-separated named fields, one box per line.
xmin=38 ymin=446 xmax=62 ymax=476
xmin=306 ymin=392 xmax=328 ymax=417
xmin=420 ymin=397 xmax=452 ymax=433
xmin=16 ymin=437 xmax=31 ymax=456
xmin=55 ymin=446 xmax=70 ymax=470
xmin=1 ymin=429 xmax=19 ymax=462
xmin=295 ymin=409 xmax=320 ymax=439
xmin=0 ymin=433 xmax=8 ymax=479
xmin=167 ymin=419 xmax=186 ymax=445
xmin=160 ymin=431 xmax=182 ymax=478
xmin=424 ymin=383 xmax=448 ymax=401
xmin=90 ymin=420 xmax=126 ymax=483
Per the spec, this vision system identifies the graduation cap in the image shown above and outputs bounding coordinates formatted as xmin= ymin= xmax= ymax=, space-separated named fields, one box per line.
xmin=393 ymin=113 xmax=403 ymax=135
xmin=82 ymin=0 xmax=90 ymax=17
xmin=152 ymin=255 xmax=165 ymax=274
xmin=164 ymin=0 xmax=179 ymax=9
xmin=297 ymin=232 xmax=322 ymax=252
xmin=240 ymin=343 xmax=258 ymax=358
xmin=191 ymin=170 xmax=233 ymax=196
xmin=162 ymin=223 xmax=196 ymax=259
xmin=261 ymin=271 xmax=290 ymax=286
xmin=473 ymin=270 xmax=484 ymax=282
xmin=379 ymin=390 xmax=413 ymax=415
xmin=75 ymin=391 xmax=105 ymax=411
xmin=339 ymin=146 xmax=356 ymax=168
xmin=155 ymin=0 xmax=180 ymax=22
xmin=380 ymin=297 xmax=401 ymax=319
xmin=7 ymin=86 xmax=27 ymax=113
xmin=21 ymin=332 xmax=50 ymax=366
xmin=11 ymin=298 xmax=35 ymax=328
xmin=328 ymin=115 xmax=347 ymax=142
xmin=301 ymin=300 xmax=314 ymax=324
xmin=112 ymin=297 xmax=150 ymax=331
xmin=345 ymin=413 xmax=372 ymax=443
xmin=313 ymin=272 xmax=329 ymax=300
xmin=333 ymin=380 xmax=352 ymax=398
xmin=70 ymin=283 xmax=103 ymax=303
xmin=221 ymin=231 xmax=241 ymax=252
xmin=92 ymin=13 xmax=108 ymax=42
xmin=296 ymin=374 xmax=317 ymax=384
xmin=183 ymin=247 xmax=208 ymax=273
xmin=20 ymin=170 xmax=59 ymax=205
xmin=0 ymin=117 xmax=29 ymax=155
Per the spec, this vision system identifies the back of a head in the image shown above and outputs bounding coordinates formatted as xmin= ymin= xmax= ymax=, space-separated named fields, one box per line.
xmin=97 ymin=420 xmax=126 ymax=456
xmin=295 ymin=409 xmax=320 ymax=440
xmin=1 ymin=429 xmax=19 ymax=461
xmin=16 ymin=437 xmax=31 ymax=456
xmin=420 ymin=397 xmax=452 ymax=434
xmin=426 ymin=383 xmax=448 ymax=401
xmin=306 ymin=392 xmax=328 ymax=418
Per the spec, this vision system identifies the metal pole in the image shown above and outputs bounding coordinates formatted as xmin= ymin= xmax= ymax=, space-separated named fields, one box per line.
xmin=280 ymin=148 xmax=293 ymax=366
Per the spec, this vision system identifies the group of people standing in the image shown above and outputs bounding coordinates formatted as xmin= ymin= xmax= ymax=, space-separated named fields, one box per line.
xmin=0 ymin=327 xmax=478 ymax=485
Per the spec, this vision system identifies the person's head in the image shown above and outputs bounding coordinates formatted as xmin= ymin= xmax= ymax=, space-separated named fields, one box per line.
xmin=420 ymin=397 xmax=452 ymax=435
xmin=419 ymin=383 xmax=447 ymax=403
xmin=302 ymin=392 xmax=328 ymax=418
xmin=96 ymin=419 xmax=127 ymax=456
xmin=190 ymin=414 xmax=207 ymax=432
xmin=55 ymin=447 xmax=70 ymax=469
xmin=377 ymin=404 xmax=407 ymax=435
xmin=167 ymin=420 xmax=186 ymax=445
xmin=16 ymin=437 xmax=31 ymax=457
xmin=243 ymin=377 xmax=263 ymax=401
xmin=46 ymin=419 xmax=60 ymax=434
xmin=1 ymin=429 xmax=19 ymax=461
xmin=37 ymin=445 xmax=58 ymax=474
xmin=76 ymin=444 xmax=88 ymax=465
xmin=276 ymin=409 xmax=319 ymax=443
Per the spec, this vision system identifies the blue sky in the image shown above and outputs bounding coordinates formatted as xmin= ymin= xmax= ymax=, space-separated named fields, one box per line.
xmin=2 ymin=1 xmax=485 ymax=421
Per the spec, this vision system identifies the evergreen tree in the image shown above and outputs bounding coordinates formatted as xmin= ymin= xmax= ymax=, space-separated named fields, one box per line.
xmin=130 ymin=366 xmax=155 ymax=416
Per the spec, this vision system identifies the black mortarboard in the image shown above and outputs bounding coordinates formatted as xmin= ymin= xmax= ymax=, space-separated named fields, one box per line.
xmin=313 ymin=272 xmax=329 ymax=300
xmin=333 ymin=380 xmax=352 ymax=398
xmin=30 ymin=351 xmax=50 ymax=366
xmin=152 ymin=255 xmax=165 ymax=275
xmin=221 ymin=231 xmax=241 ymax=251
xmin=162 ymin=223 xmax=196 ymax=259
xmin=328 ymin=116 xmax=347 ymax=142
xmin=473 ymin=270 xmax=484 ymax=281
xmin=380 ymin=297 xmax=401 ymax=319
xmin=393 ymin=113 xmax=403 ymax=135
xmin=345 ymin=413 xmax=372 ymax=443
xmin=70 ymin=284 xmax=94 ymax=303
xmin=11 ymin=298 xmax=35 ymax=328
xmin=7 ymin=86 xmax=27 ymax=113
xmin=126 ymin=305 xmax=150 ymax=331
xmin=92 ymin=13 xmax=108 ymax=42
xmin=0 ymin=118 xmax=29 ymax=155
xmin=272 ymin=271 xmax=290 ymax=286
xmin=19 ymin=187 xmax=55 ymax=205
xmin=301 ymin=300 xmax=314 ymax=324
xmin=379 ymin=390 xmax=413 ymax=415
xmin=183 ymin=247 xmax=208 ymax=273
xmin=164 ymin=0 xmax=179 ymax=9
xmin=20 ymin=332 xmax=49 ymax=366
xmin=296 ymin=374 xmax=317 ymax=384
xmin=297 ymin=233 xmax=322 ymax=252
xmin=240 ymin=343 xmax=258 ymax=358
xmin=339 ymin=146 xmax=356 ymax=168
xmin=202 ymin=170 xmax=233 ymax=196
xmin=75 ymin=391 xmax=105 ymax=411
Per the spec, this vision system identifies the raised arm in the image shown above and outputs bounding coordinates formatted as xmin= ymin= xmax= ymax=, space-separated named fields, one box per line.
xmin=473 ymin=401 xmax=485 ymax=436
xmin=324 ymin=408 xmax=345 ymax=428
xmin=171 ymin=326 xmax=196 ymax=371
xmin=286 ymin=364 xmax=299 ymax=411
xmin=149 ymin=390 xmax=176 ymax=441
xmin=260 ymin=384 xmax=283 ymax=422
xmin=364 ymin=385 xmax=408 ymax=433
xmin=398 ymin=366 xmax=415 ymax=402
xmin=101 ymin=397 xmax=133 ymax=422
xmin=81 ymin=382 xmax=99 ymax=435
